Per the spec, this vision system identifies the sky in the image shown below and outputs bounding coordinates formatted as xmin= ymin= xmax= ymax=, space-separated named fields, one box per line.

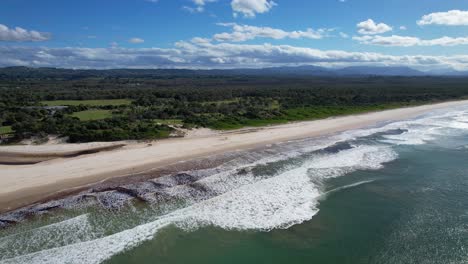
xmin=1 ymin=0 xmax=468 ymax=70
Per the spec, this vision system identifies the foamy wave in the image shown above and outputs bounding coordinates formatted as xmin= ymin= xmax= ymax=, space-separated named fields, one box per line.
xmin=179 ymin=146 xmax=395 ymax=231
xmin=309 ymin=145 xmax=396 ymax=170
xmin=371 ymin=108 xmax=468 ymax=146
xmin=177 ymin=165 xmax=320 ymax=231
xmin=0 ymin=214 xmax=95 ymax=261
xmin=0 ymin=219 xmax=173 ymax=264
xmin=380 ymin=129 xmax=437 ymax=145
xmin=0 ymin=144 xmax=397 ymax=264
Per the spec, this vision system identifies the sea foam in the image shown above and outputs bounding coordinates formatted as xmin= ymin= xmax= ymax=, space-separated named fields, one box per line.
xmin=0 ymin=145 xmax=397 ymax=264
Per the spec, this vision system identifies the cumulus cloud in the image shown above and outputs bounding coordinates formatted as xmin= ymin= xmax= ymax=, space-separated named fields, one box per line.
xmin=0 ymin=24 xmax=50 ymax=42
xmin=231 ymin=0 xmax=276 ymax=17
xmin=2 ymin=41 xmax=468 ymax=70
xmin=212 ymin=23 xmax=332 ymax=42
xmin=357 ymin=19 xmax=392 ymax=35
xmin=353 ymin=34 xmax=468 ymax=47
xmin=417 ymin=10 xmax=468 ymax=26
xmin=129 ymin=38 xmax=145 ymax=44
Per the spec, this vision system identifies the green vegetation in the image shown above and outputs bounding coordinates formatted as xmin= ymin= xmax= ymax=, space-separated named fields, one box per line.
xmin=153 ymin=119 xmax=183 ymax=125
xmin=283 ymin=104 xmax=402 ymax=121
xmin=201 ymin=104 xmax=407 ymax=130
xmin=0 ymin=126 xmax=12 ymax=135
xmin=64 ymin=119 xmax=173 ymax=143
xmin=1 ymin=74 xmax=468 ymax=143
xmin=202 ymin=98 xmax=240 ymax=106
xmin=42 ymin=99 xmax=132 ymax=106
xmin=71 ymin=110 xmax=113 ymax=121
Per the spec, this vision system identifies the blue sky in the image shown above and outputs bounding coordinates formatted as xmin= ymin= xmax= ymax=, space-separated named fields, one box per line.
xmin=1 ymin=0 xmax=468 ymax=70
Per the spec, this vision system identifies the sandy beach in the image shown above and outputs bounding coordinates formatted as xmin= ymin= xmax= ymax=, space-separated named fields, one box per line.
xmin=1 ymin=100 xmax=468 ymax=213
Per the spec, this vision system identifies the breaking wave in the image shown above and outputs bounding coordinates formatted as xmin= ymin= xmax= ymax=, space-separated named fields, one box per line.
xmin=0 ymin=144 xmax=397 ymax=264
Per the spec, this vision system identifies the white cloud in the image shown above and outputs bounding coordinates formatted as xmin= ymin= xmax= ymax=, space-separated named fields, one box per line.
xmin=129 ymin=38 xmax=145 ymax=44
xmin=212 ymin=23 xmax=332 ymax=42
xmin=183 ymin=6 xmax=204 ymax=13
xmin=2 ymin=41 xmax=468 ymax=71
xmin=192 ymin=0 xmax=217 ymax=5
xmin=191 ymin=37 xmax=212 ymax=44
xmin=417 ymin=10 xmax=468 ymax=26
xmin=357 ymin=19 xmax=392 ymax=35
xmin=354 ymin=34 xmax=468 ymax=47
xmin=231 ymin=0 xmax=276 ymax=18
xmin=0 ymin=24 xmax=50 ymax=42
xmin=399 ymin=26 xmax=407 ymax=30
xmin=184 ymin=0 xmax=217 ymax=13
xmin=339 ymin=32 xmax=349 ymax=38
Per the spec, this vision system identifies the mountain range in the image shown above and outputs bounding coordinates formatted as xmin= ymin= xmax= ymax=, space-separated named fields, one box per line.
xmin=0 ymin=65 xmax=467 ymax=79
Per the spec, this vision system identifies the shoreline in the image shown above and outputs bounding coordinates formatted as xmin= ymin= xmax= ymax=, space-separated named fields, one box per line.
xmin=1 ymin=100 xmax=468 ymax=213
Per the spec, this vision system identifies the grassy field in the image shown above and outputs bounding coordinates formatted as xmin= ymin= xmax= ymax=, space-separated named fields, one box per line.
xmin=0 ymin=126 xmax=12 ymax=135
xmin=42 ymin=99 xmax=132 ymax=106
xmin=71 ymin=110 xmax=113 ymax=121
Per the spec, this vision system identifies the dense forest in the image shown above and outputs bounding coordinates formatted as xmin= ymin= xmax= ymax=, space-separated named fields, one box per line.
xmin=1 ymin=72 xmax=468 ymax=143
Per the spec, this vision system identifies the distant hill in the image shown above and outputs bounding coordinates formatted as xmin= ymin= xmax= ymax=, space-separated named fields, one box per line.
xmin=0 ymin=65 xmax=465 ymax=80
xmin=335 ymin=66 xmax=425 ymax=76
xmin=0 ymin=65 xmax=335 ymax=79
xmin=414 ymin=68 xmax=468 ymax=76
xmin=221 ymin=65 xmax=335 ymax=76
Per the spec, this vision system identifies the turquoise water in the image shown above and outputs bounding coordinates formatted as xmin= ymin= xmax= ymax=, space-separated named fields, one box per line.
xmin=1 ymin=106 xmax=468 ymax=264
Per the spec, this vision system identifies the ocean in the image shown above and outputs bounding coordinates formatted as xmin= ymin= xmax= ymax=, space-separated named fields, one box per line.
xmin=1 ymin=105 xmax=468 ymax=264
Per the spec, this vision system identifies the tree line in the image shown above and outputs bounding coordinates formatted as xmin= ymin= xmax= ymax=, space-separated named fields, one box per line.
xmin=2 ymin=76 xmax=468 ymax=143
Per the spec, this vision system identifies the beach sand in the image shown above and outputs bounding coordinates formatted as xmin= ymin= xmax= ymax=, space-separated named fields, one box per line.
xmin=1 ymin=100 xmax=467 ymax=213
xmin=0 ymin=142 xmax=126 ymax=165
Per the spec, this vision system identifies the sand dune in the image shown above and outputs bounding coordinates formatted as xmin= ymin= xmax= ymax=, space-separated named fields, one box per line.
xmin=1 ymin=100 xmax=467 ymax=213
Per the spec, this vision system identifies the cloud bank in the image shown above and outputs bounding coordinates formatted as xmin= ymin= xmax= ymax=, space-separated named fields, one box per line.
xmin=2 ymin=41 xmax=468 ymax=71
xmin=418 ymin=10 xmax=468 ymax=26
xmin=212 ymin=23 xmax=332 ymax=42
xmin=354 ymin=35 xmax=468 ymax=47
xmin=0 ymin=24 xmax=50 ymax=42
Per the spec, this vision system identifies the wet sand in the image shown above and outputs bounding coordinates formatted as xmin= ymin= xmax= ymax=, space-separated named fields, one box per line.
xmin=1 ymin=100 xmax=468 ymax=213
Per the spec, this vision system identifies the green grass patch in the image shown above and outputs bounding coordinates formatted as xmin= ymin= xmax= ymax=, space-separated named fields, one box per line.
xmin=0 ymin=126 xmax=12 ymax=135
xmin=71 ymin=110 xmax=113 ymax=121
xmin=42 ymin=99 xmax=132 ymax=107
